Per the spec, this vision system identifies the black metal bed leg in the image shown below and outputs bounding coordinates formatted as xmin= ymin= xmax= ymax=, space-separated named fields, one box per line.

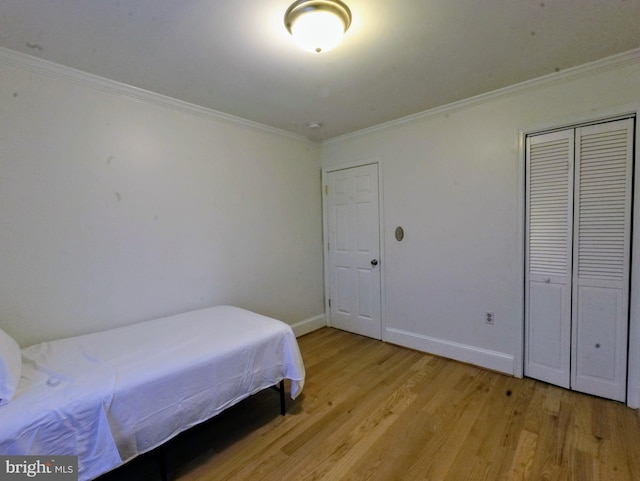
xmin=279 ymin=379 xmax=286 ymax=416
xmin=270 ymin=380 xmax=287 ymax=414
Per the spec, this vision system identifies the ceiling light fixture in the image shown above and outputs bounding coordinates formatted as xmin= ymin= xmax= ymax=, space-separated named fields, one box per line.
xmin=284 ymin=0 xmax=352 ymax=54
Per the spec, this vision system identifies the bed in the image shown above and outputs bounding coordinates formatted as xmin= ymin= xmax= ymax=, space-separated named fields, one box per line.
xmin=0 ymin=305 xmax=306 ymax=480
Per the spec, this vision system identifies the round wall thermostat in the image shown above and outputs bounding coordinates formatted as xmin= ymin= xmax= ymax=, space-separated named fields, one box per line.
xmin=395 ymin=226 xmax=404 ymax=241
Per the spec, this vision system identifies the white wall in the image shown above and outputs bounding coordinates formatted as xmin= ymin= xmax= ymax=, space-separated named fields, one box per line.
xmin=0 ymin=51 xmax=325 ymax=347
xmin=321 ymin=51 xmax=640 ymax=405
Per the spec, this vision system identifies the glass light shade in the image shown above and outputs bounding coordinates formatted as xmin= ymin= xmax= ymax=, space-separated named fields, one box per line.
xmin=290 ymin=10 xmax=346 ymax=53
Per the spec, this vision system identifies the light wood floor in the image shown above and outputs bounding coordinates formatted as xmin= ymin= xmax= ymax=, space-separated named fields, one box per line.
xmin=100 ymin=327 xmax=640 ymax=481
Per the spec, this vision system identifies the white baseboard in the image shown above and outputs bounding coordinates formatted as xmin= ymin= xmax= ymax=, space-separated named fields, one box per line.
xmin=384 ymin=327 xmax=515 ymax=375
xmin=291 ymin=314 xmax=327 ymax=337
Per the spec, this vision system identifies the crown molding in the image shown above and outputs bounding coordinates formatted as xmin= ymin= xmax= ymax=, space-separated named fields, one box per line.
xmin=2 ymin=46 xmax=638 ymax=146
xmin=0 ymin=47 xmax=313 ymax=144
xmin=324 ymin=47 xmax=640 ymax=145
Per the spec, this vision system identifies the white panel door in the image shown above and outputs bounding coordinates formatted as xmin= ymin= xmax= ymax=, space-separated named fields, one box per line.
xmin=571 ymin=119 xmax=634 ymax=402
xmin=525 ymin=130 xmax=574 ymax=388
xmin=326 ymin=164 xmax=381 ymax=339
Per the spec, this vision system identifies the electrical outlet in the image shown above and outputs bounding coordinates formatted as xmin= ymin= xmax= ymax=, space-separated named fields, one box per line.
xmin=485 ymin=311 xmax=495 ymax=325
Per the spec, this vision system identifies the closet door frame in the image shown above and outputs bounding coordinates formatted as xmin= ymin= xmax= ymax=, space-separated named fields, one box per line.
xmin=517 ymin=106 xmax=640 ymax=409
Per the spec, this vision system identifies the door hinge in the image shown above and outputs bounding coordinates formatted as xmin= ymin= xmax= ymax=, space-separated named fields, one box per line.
xmin=328 ymin=299 xmax=331 ymax=308
xmin=325 ymin=185 xmax=328 ymax=195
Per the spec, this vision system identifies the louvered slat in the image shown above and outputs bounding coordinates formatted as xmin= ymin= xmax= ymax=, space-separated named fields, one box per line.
xmin=576 ymin=127 xmax=630 ymax=281
xmin=528 ymin=137 xmax=571 ymax=276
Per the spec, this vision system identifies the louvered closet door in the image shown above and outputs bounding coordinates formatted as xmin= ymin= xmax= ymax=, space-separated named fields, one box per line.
xmin=571 ymin=119 xmax=634 ymax=402
xmin=525 ymin=130 xmax=574 ymax=389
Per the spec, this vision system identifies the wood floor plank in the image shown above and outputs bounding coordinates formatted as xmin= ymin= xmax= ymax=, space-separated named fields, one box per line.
xmin=98 ymin=327 xmax=640 ymax=481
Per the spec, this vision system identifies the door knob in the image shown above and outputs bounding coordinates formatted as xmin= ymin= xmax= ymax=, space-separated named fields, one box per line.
xmin=371 ymin=259 xmax=378 ymax=266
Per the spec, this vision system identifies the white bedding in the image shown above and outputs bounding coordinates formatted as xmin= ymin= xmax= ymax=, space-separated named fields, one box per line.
xmin=0 ymin=306 xmax=305 ymax=480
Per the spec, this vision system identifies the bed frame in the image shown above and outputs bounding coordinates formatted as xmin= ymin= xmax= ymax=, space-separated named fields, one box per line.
xmin=155 ymin=379 xmax=287 ymax=481
xmin=0 ymin=306 xmax=305 ymax=481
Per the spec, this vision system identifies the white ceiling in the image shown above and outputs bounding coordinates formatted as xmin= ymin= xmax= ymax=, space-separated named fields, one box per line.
xmin=1 ymin=0 xmax=639 ymax=140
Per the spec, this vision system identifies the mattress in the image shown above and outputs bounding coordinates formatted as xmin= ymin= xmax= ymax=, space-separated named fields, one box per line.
xmin=0 ymin=306 xmax=305 ymax=480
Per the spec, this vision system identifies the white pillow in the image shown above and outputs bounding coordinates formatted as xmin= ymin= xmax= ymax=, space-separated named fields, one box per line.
xmin=0 ymin=327 xmax=22 ymax=405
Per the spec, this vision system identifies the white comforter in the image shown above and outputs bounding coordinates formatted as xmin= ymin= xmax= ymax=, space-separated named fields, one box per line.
xmin=0 ymin=306 xmax=305 ymax=480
